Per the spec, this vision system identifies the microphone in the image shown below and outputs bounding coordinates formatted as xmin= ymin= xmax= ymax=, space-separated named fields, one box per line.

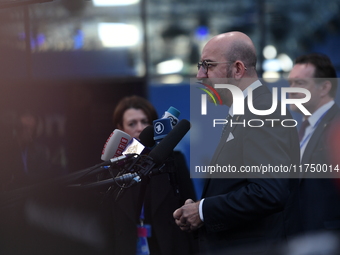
xmin=101 ymin=131 xmax=152 ymax=166
xmin=60 ymin=154 xmax=137 ymax=185
xmin=61 ymin=128 xmax=151 ymax=186
xmin=94 ymin=128 xmax=154 ymax=179
xmin=75 ymin=119 xmax=190 ymax=190
xmin=114 ymin=119 xmax=191 ymax=186
xmin=97 ymin=136 xmax=147 ymax=183
xmin=153 ymin=106 xmax=180 ymax=144
xmin=101 ymin=129 xmax=131 ymax=161
xmin=61 ymin=129 xmax=131 ymax=184
xmin=150 ymin=119 xmax=190 ymax=164
xmin=92 ymin=128 xmax=153 ymax=184
xmin=104 ymin=125 xmax=155 ymax=164
xmin=139 ymin=125 xmax=155 ymax=148
xmin=162 ymin=106 xmax=180 ymax=128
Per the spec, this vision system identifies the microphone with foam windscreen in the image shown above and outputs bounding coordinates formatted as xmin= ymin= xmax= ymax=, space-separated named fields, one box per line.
xmin=101 ymin=129 xmax=131 ymax=161
xmin=139 ymin=125 xmax=155 ymax=148
xmin=100 ymin=126 xmax=154 ymax=166
xmin=149 ymin=119 xmax=190 ymax=165
xmin=58 ymin=129 xmax=131 ymax=184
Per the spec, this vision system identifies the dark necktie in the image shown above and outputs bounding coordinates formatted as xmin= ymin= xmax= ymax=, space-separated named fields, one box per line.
xmin=298 ymin=119 xmax=310 ymax=141
xmin=221 ymin=114 xmax=232 ymax=138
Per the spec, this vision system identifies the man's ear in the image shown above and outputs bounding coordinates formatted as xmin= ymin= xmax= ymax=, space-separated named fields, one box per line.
xmin=234 ymin=61 xmax=247 ymax=80
xmin=320 ymin=80 xmax=332 ymax=97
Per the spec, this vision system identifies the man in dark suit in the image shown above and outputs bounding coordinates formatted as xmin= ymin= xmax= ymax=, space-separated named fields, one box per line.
xmin=173 ymin=31 xmax=300 ymax=254
xmin=288 ymin=53 xmax=340 ymax=233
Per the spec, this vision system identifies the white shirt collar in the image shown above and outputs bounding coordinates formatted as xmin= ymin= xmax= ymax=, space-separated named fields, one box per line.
xmin=229 ymin=80 xmax=262 ymax=117
xmin=305 ymin=100 xmax=334 ymax=127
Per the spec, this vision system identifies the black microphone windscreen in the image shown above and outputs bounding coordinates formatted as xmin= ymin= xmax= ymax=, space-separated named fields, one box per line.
xmin=149 ymin=119 xmax=190 ymax=164
xmin=139 ymin=125 xmax=155 ymax=147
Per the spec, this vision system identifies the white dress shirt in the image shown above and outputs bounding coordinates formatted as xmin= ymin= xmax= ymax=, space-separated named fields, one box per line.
xmin=300 ymin=100 xmax=334 ymax=158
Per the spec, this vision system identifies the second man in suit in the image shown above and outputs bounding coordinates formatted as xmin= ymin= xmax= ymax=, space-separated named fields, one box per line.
xmin=288 ymin=53 xmax=340 ymax=233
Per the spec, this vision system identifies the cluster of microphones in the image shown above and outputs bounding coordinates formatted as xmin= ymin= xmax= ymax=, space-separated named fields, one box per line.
xmin=63 ymin=107 xmax=190 ymax=198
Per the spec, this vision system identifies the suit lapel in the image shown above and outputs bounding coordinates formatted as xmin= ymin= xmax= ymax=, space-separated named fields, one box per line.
xmin=202 ymin=85 xmax=269 ymax=197
xmin=301 ymin=104 xmax=340 ymax=165
xmin=208 ymin=85 xmax=269 ymax=165
xmin=202 ymin=115 xmax=233 ymax=197
xmin=210 ymin=115 xmax=239 ymax=160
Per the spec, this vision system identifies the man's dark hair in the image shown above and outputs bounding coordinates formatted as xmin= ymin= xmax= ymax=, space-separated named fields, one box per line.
xmin=295 ymin=53 xmax=337 ymax=98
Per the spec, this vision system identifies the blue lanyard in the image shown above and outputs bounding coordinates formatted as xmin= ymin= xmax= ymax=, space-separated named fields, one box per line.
xmin=300 ymin=111 xmax=328 ymax=149
xmin=140 ymin=205 xmax=145 ymax=222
